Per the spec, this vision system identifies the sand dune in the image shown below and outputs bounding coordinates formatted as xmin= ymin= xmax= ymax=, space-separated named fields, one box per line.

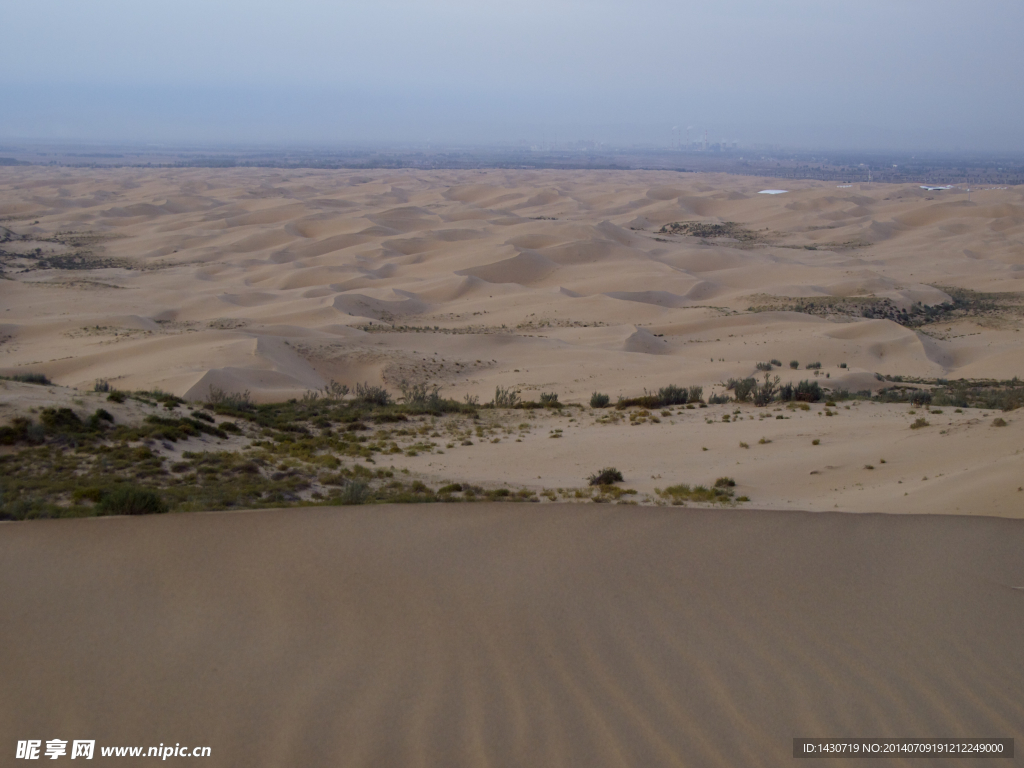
xmin=1 ymin=168 xmax=1022 ymax=513
xmin=1 ymin=504 xmax=1021 ymax=767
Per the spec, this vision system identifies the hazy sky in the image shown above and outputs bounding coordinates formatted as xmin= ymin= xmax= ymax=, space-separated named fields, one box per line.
xmin=3 ymin=0 xmax=1023 ymax=150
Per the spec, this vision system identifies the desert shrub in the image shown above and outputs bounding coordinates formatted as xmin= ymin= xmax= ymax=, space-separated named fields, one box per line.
xmin=9 ymin=372 xmax=51 ymax=385
xmin=910 ymin=418 xmax=930 ymax=429
xmin=438 ymin=483 xmax=463 ymax=494
xmin=992 ymin=417 xmax=1008 ymax=427
xmin=657 ymin=384 xmax=688 ymax=406
xmin=98 ymin=485 xmax=168 ymax=516
xmin=40 ymin=407 xmax=85 ymax=433
xmin=789 ymin=360 xmax=799 ymax=369
xmin=107 ymin=391 xmax=127 ymax=403
xmin=339 ymin=481 xmax=369 ymax=505
xmin=207 ymin=386 xmax=255 ymax=411
xmin=354 ymin=382 xmax=392 ymax=407
xmin=540 ymin=392 xmax=560 ymax=407
xmin=687 ymin=385 xmax=703 ymax=403
xmin=590 ymin=392 xmax=611 ymax=408
xmin=320 ymin=379 xmax=349 ymax=401
xmin=707 ymin=391 xmax=730 ymax=405
xmin=87 ymin=409 xmax=114 ymax=431
xmin=839 ymin=362 xmax=847 ymax=368
xmin=0 ymin=417 xmax=32 ymax=445
xmin=190 ymin=410 xmax=215 ymax=423
xmin=94 ymin=380 xmax=111 ymax=392
xmin=399 ymin=381 xmax=438 ymax=407
xmin=730 ymin=377 xmax=757 ymax=402
xmin=806 ymin=362 xmax=821 ymax=370
xmin=714 ymin=477 xmax=736 ymax=488
xmin=755 ymin=362 xmax=773 ymax=371
xmin=219 ymin=421 xmax=241 ymax=433
xmin=752 ymin=374 xmax=780 ymax=407
xmin=909 ymin=390 xmax=933 ymax=406
xmin=588 ymin=467 xmax=624 ymax=486
xmin=794 ymin=380 xmax=823 ymax=402
xmin=492 ymin=385 xmax=520 ymax=408
xmin=769 ymin=359 xmax=782 ymax=367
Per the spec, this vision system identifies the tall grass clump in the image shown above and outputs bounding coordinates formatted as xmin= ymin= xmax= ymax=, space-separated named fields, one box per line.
xmin=539 ymin=392 xmax=560 ymax=407
xmin=492 ymin=385 xmax=521 ymax=408
xmin=355 ymin=382 xmax=392 ymax=407
xmin=98 ymin=485 xmax=168 ymax=516
xmin=207 ymin=386 xmax=255 ymax=412
xmin=590 ymin=392 xmax=611 ymax=408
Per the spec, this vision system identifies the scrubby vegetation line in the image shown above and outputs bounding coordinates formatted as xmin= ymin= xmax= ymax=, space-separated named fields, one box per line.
xmin=2 ymin=370 xmax=1019 ymax=521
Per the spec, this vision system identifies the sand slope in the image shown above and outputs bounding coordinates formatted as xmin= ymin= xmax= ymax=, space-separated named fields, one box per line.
xmin=1 ymin=504 xmax=1022 ymax=767
xmin=1 ymin=168 xmax=1021 ymax=402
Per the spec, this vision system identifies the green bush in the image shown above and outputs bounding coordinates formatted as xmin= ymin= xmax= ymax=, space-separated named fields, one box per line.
xmin=789 ymin=360 xmax=799 ymax=369
xmin=107 ymin=391 xmax=127 ymax=403
xmin=40 ymin=407 xmax=85 ymax=433
xmin=98 ymin=486 xmax=168 ymax=516
xmin=794 ymin=380 xmax=823 ymax=402
xmin=354 ymin=382 xmax=391 ymax=407
xmin=730 ymin=377 xmax=756 ymax=402
xmin=540 ymin=392 xmax=560 ymax=407
xmin=590 ymin=392 xmax=611 ymax=408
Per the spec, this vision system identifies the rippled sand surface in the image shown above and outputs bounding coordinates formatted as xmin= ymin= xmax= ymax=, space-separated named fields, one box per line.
xmin=2 ymin=504 xmax=1022 ymax=767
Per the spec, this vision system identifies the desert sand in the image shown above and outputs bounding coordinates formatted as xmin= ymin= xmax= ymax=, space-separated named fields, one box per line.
xmin=2 ymin=170 xmax=1023 ymax=765
xmin=1 ymin=503 xmax=1022 ymax=767
xmin=1 ymin=168 xmax=1022 ymax=513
